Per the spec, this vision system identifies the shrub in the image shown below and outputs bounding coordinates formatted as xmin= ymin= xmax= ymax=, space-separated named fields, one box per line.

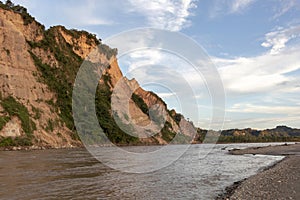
xmin=161 ymin=121 xmax=176 ymax=142
xmin=0 ymin=136 xmax=32 ymax=147
xmin=31 ymin=106 xmax=42 ymax=119
xmin=131 ymin=93 xmax=149 ymax=115
xmin=0 ymin=116 xmax=10 ymax=130
xmin=46 ymin=119 xmax=54 ymax=132
xmin=0 ymin=1 xmax=37 ymax=26
xmin=1 ymin=96 xmax=36 ymax=137
xmin=0 ymin=137 xmax=14 ymax=147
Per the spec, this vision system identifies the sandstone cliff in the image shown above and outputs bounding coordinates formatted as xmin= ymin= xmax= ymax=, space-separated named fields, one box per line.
xmin=0 ymin=2 xmax=195 ymax=148
xmin=0 ymin=3 xmax=78 ymax=148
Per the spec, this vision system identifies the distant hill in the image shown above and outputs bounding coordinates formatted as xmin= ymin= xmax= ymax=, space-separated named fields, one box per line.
xmin=194 ymin=126 xmax=300 ymax=143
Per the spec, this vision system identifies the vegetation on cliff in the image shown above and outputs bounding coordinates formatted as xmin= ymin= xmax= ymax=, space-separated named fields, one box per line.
xmin=0 ymin=95 xmax=34 ymax=146
xmin=95 ymin=82 xmax=140 ymax=144
xmin=27 ymin=26 xmax=122 ymax=143
xmin=0 ymin=0 xmax=38 ymax=25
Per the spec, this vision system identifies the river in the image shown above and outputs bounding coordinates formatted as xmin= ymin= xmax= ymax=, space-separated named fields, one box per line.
xmin=0 ymin=143 xmax=287 ymax=199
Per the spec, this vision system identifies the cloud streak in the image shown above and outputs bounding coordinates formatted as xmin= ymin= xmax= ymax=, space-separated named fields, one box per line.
xmin=209 ymin=0 xmax=299 ymax=20
xmin=228 ymin=103 xmax=300 ymax=115
xmin=128 ymin=0 xmax=196 ymax=31
xmin=14 ymin=0 xmax=117 ymax=27
xmin=215 ymin=26 xmax=300 ymax=94
xmin=272 ymin=0 xmax=299 ymax=19
xmin=209 ymin=0 xmax=255 ymax=18
xmin=230 ymin=0 xmax=256 ymax=14
xmin=261 ymin=25 xmax=300 ymax=55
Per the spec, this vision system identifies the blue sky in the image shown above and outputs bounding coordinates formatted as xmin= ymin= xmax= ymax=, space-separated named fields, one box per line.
xmin=13 ymin=0 xmax=300 ymax=130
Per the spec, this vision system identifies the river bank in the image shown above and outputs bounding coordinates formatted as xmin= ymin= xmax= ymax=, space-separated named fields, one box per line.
xmin=0 ymin=144 xmax=82 ymax=151
xmin=217 ymin=143 xmax=300 ymax=199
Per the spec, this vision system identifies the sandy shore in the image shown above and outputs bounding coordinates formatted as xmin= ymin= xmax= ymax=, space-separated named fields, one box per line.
xmin=217 ymin=143 xmax=300 ymax=200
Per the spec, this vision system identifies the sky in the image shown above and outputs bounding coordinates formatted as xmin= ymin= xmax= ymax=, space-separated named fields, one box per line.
xmin=12 ymin=0 xmax=300 ymax=130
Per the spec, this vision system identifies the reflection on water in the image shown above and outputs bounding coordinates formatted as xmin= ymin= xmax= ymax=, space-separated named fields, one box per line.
xmin=0 ymin=143 xmax=285 ymax=200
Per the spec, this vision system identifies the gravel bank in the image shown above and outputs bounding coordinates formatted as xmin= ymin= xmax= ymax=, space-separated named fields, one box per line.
xmin=217 ymin=143 xmax=300 ymax=200
xmin=229 ymin=143 xmax=300 ymax=156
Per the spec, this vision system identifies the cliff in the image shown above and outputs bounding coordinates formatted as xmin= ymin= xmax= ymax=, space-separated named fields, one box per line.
xmin=0 ymin=1 xmax=195 ymax=148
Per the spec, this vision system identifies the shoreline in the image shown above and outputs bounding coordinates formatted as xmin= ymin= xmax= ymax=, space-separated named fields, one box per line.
xmin=0 ymin=141 xmax=297 ymax=151
xmin=216 ymin=143 xmax=300 ymax=199
xmin=0 ymin=144 xmax=84 ymax=151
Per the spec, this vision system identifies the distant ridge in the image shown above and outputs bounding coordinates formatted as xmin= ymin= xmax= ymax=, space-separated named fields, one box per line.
xmin=194 ymin=126 xmax=300 ymax=143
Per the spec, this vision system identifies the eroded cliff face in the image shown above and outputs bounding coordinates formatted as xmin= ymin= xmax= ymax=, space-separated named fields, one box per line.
xmin=0 ymin=5 xmax=84 ymax=148
xmin=105 ymin=57 xmax=194 ymax=144
xmin=0 ymin=3 xmax=195 ymax=148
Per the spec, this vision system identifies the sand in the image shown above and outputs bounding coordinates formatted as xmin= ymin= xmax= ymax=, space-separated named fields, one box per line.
xmin=217 ymin=143 xmax=300 ymax=200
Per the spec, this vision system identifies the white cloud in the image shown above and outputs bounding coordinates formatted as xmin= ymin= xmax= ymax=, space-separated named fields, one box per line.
xmin=273 ymin=0 xmax=299 ymax=19
xmin=121 ymin=48 xmax=207 ymax=94
xmin=14 ymin=0 xmax=196 ymax=30
xmin=230 ymin=0 xmax=255 ymax=13
xmin=209 ymin=0 xmax=255 ymax=18
xmin=62 ymin=0 xmax=115 ymax=26
xmin=13 ymin=0 xmax=116 ymax=27
xmin=155 ymin=92 xmax=176 ymax=98
xmin=209 ymin=0 xmax=299 ymax=19
xmin=215 ymin=43 xmax=300 ymax=94
xmin=261 ymin=25 xmax=300 ymax=55
xmin=224 ymin=103 xmax=300 ymax=129
xmin=212 ymin=25 xmax=300 ymax=129
xmin=127 ymin=0 xmax=196 ymax=31
xmin=228 ymin=103 xmax=300 ymax=115
xmin=126 ymin=49 xmax=163 ymax=71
